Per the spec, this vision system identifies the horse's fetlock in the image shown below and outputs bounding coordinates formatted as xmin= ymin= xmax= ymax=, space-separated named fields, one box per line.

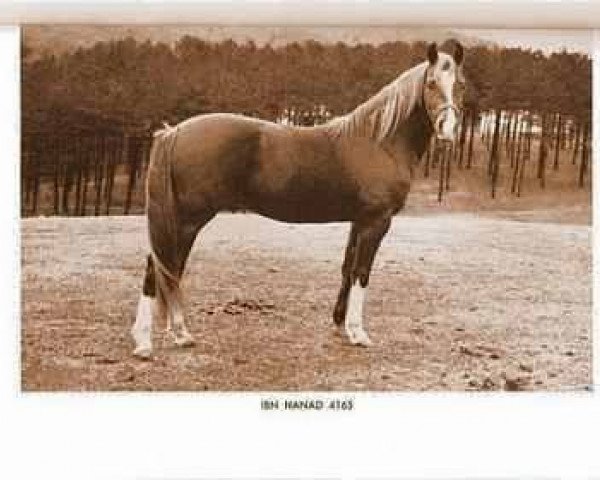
xmin=142 ymin=254 xmax=156 ymax=297
xmin=352 ymin=269 xmax=370 ymax=288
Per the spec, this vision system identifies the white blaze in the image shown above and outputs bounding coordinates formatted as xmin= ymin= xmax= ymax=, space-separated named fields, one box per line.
xmin=438 ymin=68 xmax=458 ymax=140
xmin=345 ymin=281 xmax=372 ymax=347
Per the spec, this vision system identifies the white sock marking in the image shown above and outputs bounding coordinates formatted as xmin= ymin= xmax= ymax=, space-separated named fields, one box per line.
xmin=170 ymin=306 xmax=195 ymax=347
xmin=131 ymin=294 xmax=153 ymax=357
xmin=345 ymin=281 xmax=372 ymax=347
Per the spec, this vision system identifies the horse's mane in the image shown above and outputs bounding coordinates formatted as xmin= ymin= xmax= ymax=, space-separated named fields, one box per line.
xmin=153 ymin=122 xmax=177 ymax=138
xmin=325 ymin=61 xmax=428 ymax=143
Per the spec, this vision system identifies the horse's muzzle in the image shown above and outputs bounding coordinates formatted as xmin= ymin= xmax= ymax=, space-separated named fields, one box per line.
xmin=432 ymin=101 xmax=460 ymax=142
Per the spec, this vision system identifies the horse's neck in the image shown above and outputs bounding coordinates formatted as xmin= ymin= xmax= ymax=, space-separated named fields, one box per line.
xmin=322 ymin=73 xmax=433 ymax=160
xmin=384 ymin=104 xmax=433 ymax=160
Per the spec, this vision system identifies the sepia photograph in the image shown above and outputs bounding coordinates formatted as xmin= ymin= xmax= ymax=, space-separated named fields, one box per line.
xmin=20 ymin=24 xmax=592 ymax=392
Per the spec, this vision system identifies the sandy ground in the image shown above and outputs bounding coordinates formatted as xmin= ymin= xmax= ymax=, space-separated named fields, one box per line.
xmin=21 ymin=208 xmax=592 ymax=391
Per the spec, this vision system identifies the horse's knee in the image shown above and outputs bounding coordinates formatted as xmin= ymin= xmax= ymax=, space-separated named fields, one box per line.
xmin=341 ymin=260 xmax=353 ymax=278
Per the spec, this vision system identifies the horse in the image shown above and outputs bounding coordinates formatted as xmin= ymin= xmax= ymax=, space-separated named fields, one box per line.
xmin=131 ymin=41 xmax=466 ymax=359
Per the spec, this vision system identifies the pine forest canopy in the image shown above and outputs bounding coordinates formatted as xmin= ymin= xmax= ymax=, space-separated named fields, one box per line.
xmin=22 ymin=35 xmax=592 ymax=134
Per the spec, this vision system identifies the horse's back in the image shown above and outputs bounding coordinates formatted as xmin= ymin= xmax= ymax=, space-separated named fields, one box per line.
xmin=174 ymin=113 xmax=271 ymax=155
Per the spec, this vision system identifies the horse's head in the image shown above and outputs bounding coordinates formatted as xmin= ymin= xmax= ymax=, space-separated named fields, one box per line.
xmin=423 ymin=41 xmax=466 ymax=143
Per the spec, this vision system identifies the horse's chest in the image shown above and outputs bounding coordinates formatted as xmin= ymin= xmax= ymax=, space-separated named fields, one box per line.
xmin=352 ymin=157 xmax=412 ymax=212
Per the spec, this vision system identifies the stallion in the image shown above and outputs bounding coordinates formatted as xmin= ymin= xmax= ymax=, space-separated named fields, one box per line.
xmin=131 ymin=41 xmax=466 ymax=359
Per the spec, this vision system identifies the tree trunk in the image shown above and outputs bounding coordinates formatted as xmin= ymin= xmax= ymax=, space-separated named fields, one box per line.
xmin=511 ymin=120 xmax=523 ymax=194
xmin=93 ymin=136 xmax=103 ymax=216
xmin=105 ymin=137 xmax=117 ymax=215
xmin=579 ymin=122 xmax=589 ymax=188
xmin=438 ymin=144 xmax=445 ymax=203
xmin=572 ymin=121 xmax=581 ymax=165
xmin=466 ymin=110 xmax=477 ymax=169
xmin=510 ymin=116 xmax=521 ymax=169
xmin=517 ymin=119 xmax=531 ymax=197
xmin=490 ymin=109 xmax=502 ymax=198
xmin=62 ymin=152 xmax=74 ymax=215
xmin=504 ymin=112 xmax=513 ymax=154
xmin=553 ymin=113 xmax=562 ymax=170
xmin=458 ymin=111 xmax=468 ymax=168
xmin=31 ymin=140 xmax=40 ymax=215
xmin=79 ymin=141 xmax=90 ymax=216
xmin=124 ymin=135 xmax=138 ymax=215
xmin=52 ymin=137 xmax=60 ymax=215
xmin=537 ymin=113 xmax=546 ymax=188
xmin=74 ymin=136 xmax=84 ymax=216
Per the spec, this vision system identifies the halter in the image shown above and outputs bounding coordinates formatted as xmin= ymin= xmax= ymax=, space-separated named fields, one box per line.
xmin=421 ymin=68 xmax=462 ymax=129
xmin=433 ymin=102 xmax=460 ymax=122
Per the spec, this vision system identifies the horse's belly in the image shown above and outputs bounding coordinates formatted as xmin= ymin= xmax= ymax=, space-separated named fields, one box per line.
xmin=244 ymin=145 xmax=359 ymax=222
xmin=244 ymin=162 xmax=409 ymax=223
xmin=247 ymin=186 xmax=360 ymax=223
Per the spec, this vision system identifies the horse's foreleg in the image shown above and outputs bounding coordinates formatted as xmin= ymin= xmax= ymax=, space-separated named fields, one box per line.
xmin=333 ymin=224 xmax=358 ymax=325
xmin=344 ymin=214 xmax=391 ymax=347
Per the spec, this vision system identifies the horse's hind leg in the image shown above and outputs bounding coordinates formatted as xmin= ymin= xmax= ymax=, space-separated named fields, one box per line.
xmin=131 ymin=213 xmax=213 ymax=358
xmin=131 ymin=254 xmax=158 ymax=359
xmin=162 ymin=216 xmax=214 ymax=348
xmin=158 ymin=267 xmax=195 ymax=348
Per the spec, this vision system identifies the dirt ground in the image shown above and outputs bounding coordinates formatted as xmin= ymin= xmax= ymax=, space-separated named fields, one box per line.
xmin=21 ymin=193 xmax=592 ymax=391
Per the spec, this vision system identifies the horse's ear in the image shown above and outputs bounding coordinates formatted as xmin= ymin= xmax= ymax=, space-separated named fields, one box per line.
xmin=427 ymin=42 xmax=438 ymax=64
xmin=453 ymin=41 xmax=464 ymax=66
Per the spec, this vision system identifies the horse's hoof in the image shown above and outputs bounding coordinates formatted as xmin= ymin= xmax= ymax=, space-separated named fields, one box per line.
xmin=174 ymin=335 xmax=196 ymax=348
xmin=353 ymin=337 xmax=373 ymax=348
xmin=133 ymin=346 xmax=153 ymax=360
xmin=347 ymin=329 xmax=373 ymax=347
xmin=333 ymin=310 xmax=345 ymax=326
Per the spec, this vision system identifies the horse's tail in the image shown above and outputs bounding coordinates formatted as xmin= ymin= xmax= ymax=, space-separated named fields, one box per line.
xmin=145 ymin=123 xmax=181 ymax=304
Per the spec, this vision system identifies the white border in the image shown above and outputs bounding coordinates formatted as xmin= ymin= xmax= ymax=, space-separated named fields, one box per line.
xmin=2 ymin=11 xmax=600 ymax=480
xmin=0 ymin=28 xmax=20 ymax=399
xmin=594 ymin=29 xmax=600 ymax=412
xmin=1 ymin=0 xmax=600 ymax=27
